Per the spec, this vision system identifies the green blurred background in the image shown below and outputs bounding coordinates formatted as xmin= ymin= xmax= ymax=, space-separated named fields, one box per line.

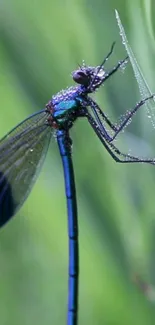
xmin=1 ymin=0 xmax=155 ymax=324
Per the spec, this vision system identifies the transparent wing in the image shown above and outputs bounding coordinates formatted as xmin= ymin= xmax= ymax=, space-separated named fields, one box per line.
xmin=115 ymin=10 xmax=155 ymax=128
xmin=0 ymin=110 xmax=52 ymax=227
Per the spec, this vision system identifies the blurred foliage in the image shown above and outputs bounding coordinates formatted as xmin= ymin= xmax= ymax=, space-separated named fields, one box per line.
xmin=1 ymin=0 xmax=155 ymax=324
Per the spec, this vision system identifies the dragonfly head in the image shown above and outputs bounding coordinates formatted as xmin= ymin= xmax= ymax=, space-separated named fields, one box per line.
xmin=72 ymin=64 xmax=106 ymax=92
xmin=72 ymin=43 xmax=128 ymax=94
xmin=72 ymin=43 xmax=117 ymax=93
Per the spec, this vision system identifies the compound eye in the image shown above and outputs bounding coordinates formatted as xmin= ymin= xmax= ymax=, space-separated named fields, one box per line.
xmin=72 ymin=70 xmax=90 ymax=85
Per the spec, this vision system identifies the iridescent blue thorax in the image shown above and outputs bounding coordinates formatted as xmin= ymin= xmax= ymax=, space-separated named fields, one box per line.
xmin=52 ymin=85 xmax=84 ymax=118
xmin=52 ymin=85 xmax=82 ymax=105
xmin=46 ymin=84 xmax=88 ymax=129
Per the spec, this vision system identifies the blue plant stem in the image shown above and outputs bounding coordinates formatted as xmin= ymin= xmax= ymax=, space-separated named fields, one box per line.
xmin=57 ymin=129 xmax=79 ymax=325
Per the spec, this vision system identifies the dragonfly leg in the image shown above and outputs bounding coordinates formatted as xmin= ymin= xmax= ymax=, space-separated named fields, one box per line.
xmin=99 ymin=56 xmax=128 ymax=87
xmin=111 ymin=95 xmax=155 ymax=141
xmin=87 ymin=111 xmax=155 ymax=165
xmin=89 ymin=95 xmax=155 ymax=142
xmin=90 ymin=42 xmax=116 ymax=89
xmin=88 ymin=98 xmax=117 ymax=132
xmin=100 ymin=42 xmax=116 ymax=67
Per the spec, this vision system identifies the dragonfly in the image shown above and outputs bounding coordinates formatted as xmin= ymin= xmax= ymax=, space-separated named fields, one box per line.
xmin=1 ymin=43 xmax=155 ymax=325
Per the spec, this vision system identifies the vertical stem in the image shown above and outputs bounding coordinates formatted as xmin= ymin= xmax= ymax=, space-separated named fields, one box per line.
xmin=57 ymin=129 xmax=79 ymax=325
